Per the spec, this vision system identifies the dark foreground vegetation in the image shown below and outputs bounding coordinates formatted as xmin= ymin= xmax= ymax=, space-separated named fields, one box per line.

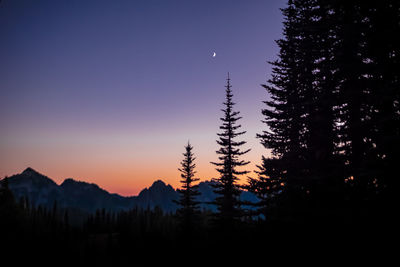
xmin=1 ymin=0 xmax=398 ymax=265
xmin=0 ymin=177 xmax=395 ymax=266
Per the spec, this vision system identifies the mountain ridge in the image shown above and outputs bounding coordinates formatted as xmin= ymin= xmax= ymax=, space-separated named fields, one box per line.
xmin=4 ymin=167 xmax=257 ymax=214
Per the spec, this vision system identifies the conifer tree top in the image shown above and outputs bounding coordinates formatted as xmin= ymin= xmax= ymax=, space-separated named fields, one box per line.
xmin=210 ymin=73 xmax=250 ymax=227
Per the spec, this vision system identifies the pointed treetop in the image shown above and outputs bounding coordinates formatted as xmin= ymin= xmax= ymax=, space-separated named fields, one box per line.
xmin=226 ymin=72 xmax=231 ymax=89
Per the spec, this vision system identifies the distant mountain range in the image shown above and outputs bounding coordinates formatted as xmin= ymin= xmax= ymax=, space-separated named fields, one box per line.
xmin=6 ymin=168 xmax=258 ymax=213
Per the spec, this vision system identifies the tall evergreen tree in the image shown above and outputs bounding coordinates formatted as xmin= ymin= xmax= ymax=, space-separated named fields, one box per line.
xmin=259 ymin=0 xmax=399 ymax=214
xmin=211 ymin=73 xmax=250 ymax=230
xmin=304 ymin=0 xmax=345 ymax=200
xmin=257 ymin=0 xmax=347 ymax=212
xmin=257 ymin=0 xmax=309 ymax=199
xmin=331 ymin=1 xmax=372 ymax=196
xmin=329 ymin=0 xmax=400 ymax=200
xmin=175 ymin=142 xmax=200 ymax=235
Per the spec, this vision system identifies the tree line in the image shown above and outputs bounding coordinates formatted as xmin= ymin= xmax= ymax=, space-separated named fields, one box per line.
xmin=174 ymin=0 xmax=399 ymax=248
xmin=1 ymin=0 xmax=398 ymax=264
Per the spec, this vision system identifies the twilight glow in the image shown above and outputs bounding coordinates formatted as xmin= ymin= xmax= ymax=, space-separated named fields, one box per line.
xmin=0 ymin=0 xmax=284 ymax=195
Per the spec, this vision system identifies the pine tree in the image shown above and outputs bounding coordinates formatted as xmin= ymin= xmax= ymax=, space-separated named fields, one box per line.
xmin=328 ymin=0 xmax=400 ymax=200
xmin=258 ymin=0 xmax=343 ymax=212
xmin=259 ymin=0 xmax=399 ymax=215
xmin=330 ymin=1 xmax=371 ymax=196
xmin=303 ymin=0 xmax=345 ymax=200
xmin=211 ymin=73 xmax=250 ymax=230
xmin=175 ymin=142 xmax=200 ymax=235
xmin=257 ymin=0 xmax=308 ymax=199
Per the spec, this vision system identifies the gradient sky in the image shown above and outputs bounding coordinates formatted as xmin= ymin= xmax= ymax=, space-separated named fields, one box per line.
xmin=0 ymin=0 xmax=284 ymax=196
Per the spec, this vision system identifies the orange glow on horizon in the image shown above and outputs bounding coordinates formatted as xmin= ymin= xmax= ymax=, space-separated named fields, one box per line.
xmin=1 ymin=154 xmax=262 ymax=197
xmin=0 ymin=127 xmax=268 ymax=196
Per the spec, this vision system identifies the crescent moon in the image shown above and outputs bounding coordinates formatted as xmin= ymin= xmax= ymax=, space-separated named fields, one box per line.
xmin=212 ymin=52 xmax=216 ymax=57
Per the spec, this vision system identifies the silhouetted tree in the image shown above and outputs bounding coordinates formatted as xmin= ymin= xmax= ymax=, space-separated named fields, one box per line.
xmin=259 ymin=0 xmax=399 ymax=223
xmin=332 ymin=0 xmax=400 ymax=200
xmin=331 ymin=1 xmax=373 ymax=196
xmin=211 ymin=73 xmax=250 ymax=231
xmin=175 ymin=142 xmax=200 ymax=236
xmin=257 ymin=0 xmax=310 ymax=203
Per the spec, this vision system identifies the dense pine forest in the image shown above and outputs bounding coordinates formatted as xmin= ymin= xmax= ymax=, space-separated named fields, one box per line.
xmin=1 ymin=0 xmax=399 ymax=265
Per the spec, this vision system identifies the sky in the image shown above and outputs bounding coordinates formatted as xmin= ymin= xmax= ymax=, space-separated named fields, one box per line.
xmin=0 ymin=0 xmax=284 ymax=196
